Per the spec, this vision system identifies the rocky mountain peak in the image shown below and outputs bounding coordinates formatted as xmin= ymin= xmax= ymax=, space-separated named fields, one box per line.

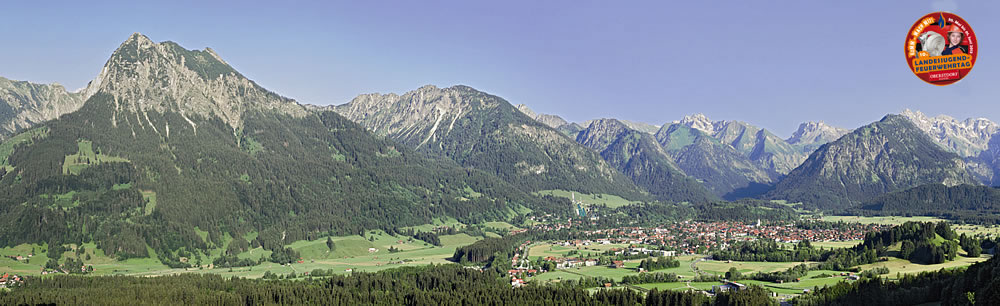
xmin=899 ymin=109 xmax=1000 ymax=157
xmin=0 ymin=77 xmax=86 ymax=140
xmin=577 ymin=118 xmax=629 ymax=145
xmin=335 ymin=85 xmax=487 ymax=141
xmin=786 ymin=121 xmax=850 ymax=145
xmin=769 ymin=113 xmax=977 ymax=208
xmin=676 ymin=113 xmax=718 ymax=135
xmin=514 ymin=104 xmax=570 ymax=129
xmin=81 ymin=33 xmax=307 ymax=132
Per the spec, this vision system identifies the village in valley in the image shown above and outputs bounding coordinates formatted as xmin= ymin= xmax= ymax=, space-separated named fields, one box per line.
xmin=493 ymin=192 xmax=995 ymax=300
xmin=503 ymin=219 xmax=888 ymax=288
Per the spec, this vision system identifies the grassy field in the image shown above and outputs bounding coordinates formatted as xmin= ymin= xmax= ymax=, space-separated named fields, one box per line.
xmin=819 ymin=216 xmax=1000 ymax=238
xmin=0 ymin=127 xmax=47 ymax=168
xmin=62 ymin=139 xmax=129 ymax=175
xmin=740 ymin=270 xmax=852 ymax=294
xmin=0 ymin=224 xmax=485 ymax=279
xmin=635 ymin=281 xmax=720 ymax=291
xmin=535 ymin=190 xmax=641 ymax=208
xmin=141 ymin=190 xmax=157 ymax=215
xmin=820 ymin=216 xmax=944 ymax=225
xmin=79 ymin=232 xmax=479 ymax=278
xmin=0 ymin=242 xmax=175 ymax=276
xmin=483 ymin=221 xmax=519 ymax=230
xmin=952 ymin=224 xmax=1000 ymax=237
xmin=526 ymin=242 xmax=636 ymax=260
xmin=854 ymin=255 xmax=990 ymax=278
xmin=528 ymin=252 xmax=703 ymax=284
xmin=401 ymin=217 xmax=463 ymax=233
xmin=652 ymin=256 xmax=701 ymax=278
xmin=531 ymin=264 xmax=640 ymax=282
xmin=781 ymin=240 xmax=861 ymax=250
xmin=696 ymin=260 xmax=816 ymax=275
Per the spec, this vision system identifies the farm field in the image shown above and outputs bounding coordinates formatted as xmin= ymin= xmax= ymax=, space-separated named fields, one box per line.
xmin=820 ymin=215 xmax=1000 ymax=238
xmin=529 ymin=263 xmax=645 ymax=283
xmin=952 ymin=224 xmax=1000 ymax=237
xmin=853 ymin=255 xmax=990 ymax=279
xmin=695 ymin=259 xmax=817 ymax=275
xmin=529 ymin=254 xmax=703 ymax=284
xmin=62 ymin=139 xmax=129 ymax=175
xmin=740 ymin=270 xmax=853 ymax=295
xmin=778 ymin=240 xmax=861 ymax=250
xmin=526 ymin=242 xmax=636 ymax=260
xmin=0 ymin=224 xmax=485 ymax=278
xmin=635 ymin=281 xmax=720 ymax=292
xmin=535 ymin=189 xmax=642 ymax=208
xmin=820 ymin=215 xmax=944 ymax=225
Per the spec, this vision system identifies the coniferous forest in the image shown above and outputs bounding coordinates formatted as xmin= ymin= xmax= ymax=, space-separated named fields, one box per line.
xmin=0 ymin=264 xmax=782 ymax=305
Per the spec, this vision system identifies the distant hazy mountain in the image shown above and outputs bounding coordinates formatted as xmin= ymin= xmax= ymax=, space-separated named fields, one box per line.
xmin=620 ymin=120 xmax=660 ymax=135
xmin=514 ymin=104 xmax=568 ymax=128
xmin=900 ymin=109 xmax=1000 ymax=185
xmin=654 ymin=124 xmax=776 ymax=199
xmin=786 ymin=121 xmax=851 ymax=154
xmin=0 ymin=77 xmax=85 ymax=141
xmin=901 ymin=109 xmax=999 ymax=157
xmin=581 ymin=119 xmax=659 ymax=135
xmin=674 ymin=114 xmax=807 ymax=175
xmin=768 ymin=115 xmax=977 ymax=209
xmin=576 ymin=119 xmax=716 ymax=203
xmin=334 ymin=85 xmax=646 ymax=199
xmin=513 ymin=104 xmax=584 ymax=137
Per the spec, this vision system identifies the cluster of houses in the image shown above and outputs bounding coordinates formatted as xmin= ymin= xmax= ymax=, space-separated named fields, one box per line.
xmin=510 ymin=277 xmax=526 ymax=288
xmin=507 ymin=240 xmax=537 ymax=283
xmin=38 ymin=263 xmax=94 ymax=275
xmin=0 ymin=273 xmax=22 ymax=287
xmin=549 ymin=221 xmax=888 ymax=255
xmin=608 ymin=246 xmax=676 ymax=257
xmin=4 ymin=254 xmax=31 ymax=262
xmin=0 ymin=273 xmax=23 ymax=288
xmin=712 ymin=281 xmax=746 ymax=293
xmin=541 ymin=256 xmax=600 ymax=269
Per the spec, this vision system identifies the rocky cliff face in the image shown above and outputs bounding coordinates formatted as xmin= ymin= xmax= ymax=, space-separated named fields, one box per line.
xmin=0 ymin=77 xmax=85 ymax=140
xmin=334 ymin=85 xmax=645 ymax=198
xmin=786 ymin=121 xmax=851 ymax=153
xmin=901 ymin=109 xmax=999 ymax=157
xmin=900 ymin=109 xmax=1000 ymax=185
xmin=514 ymin=104 xmax=590 ymax=137
xmin=768 ymin=114 xmax=978 ymax=209
xmin=514 ymin=104 xmax=570 ymax=129
xmin=655 ymin=124 xmax=776 ymax=198
xmin=577 ymin=119 xmax=716 ymax=202
xmin=81 ymin=33 xmax=307 ymax=135
xmin=582 ymin=119 xmax=659 ymax=135
xmin=674 ymin=114 xmax=807 ymax=176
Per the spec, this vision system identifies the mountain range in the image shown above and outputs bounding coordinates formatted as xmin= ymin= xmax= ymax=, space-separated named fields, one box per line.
xmin=0 ymin=34 xmax=566 ymax=263
xmin=767 ymin=114 xmax=977 ymax=209
xmin=1 ymin=33 xmax=999 ymax=265
xmin=0 ymin=77 xmax=85 ymax=141
xmin=330 ymin=85 xmax=646 ymax=200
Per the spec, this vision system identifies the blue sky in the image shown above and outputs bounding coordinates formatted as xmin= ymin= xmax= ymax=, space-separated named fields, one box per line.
xmin=1 ymin=0 xmax=996 ymax=136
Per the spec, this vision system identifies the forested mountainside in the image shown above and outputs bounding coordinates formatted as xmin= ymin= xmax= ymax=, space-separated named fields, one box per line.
xmin=0 ymin=33 xmax=565 ymax=266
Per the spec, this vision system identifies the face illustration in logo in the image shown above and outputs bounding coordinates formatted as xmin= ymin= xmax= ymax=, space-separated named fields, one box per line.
xmin=946 ymin=25 xmax=964 ymax=47
xmin=949 ymin=32 xmax=963 ymax=46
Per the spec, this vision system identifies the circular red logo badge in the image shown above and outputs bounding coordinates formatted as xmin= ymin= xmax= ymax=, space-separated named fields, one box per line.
xmin=905 ymin=12 xmax=977 ymax=86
